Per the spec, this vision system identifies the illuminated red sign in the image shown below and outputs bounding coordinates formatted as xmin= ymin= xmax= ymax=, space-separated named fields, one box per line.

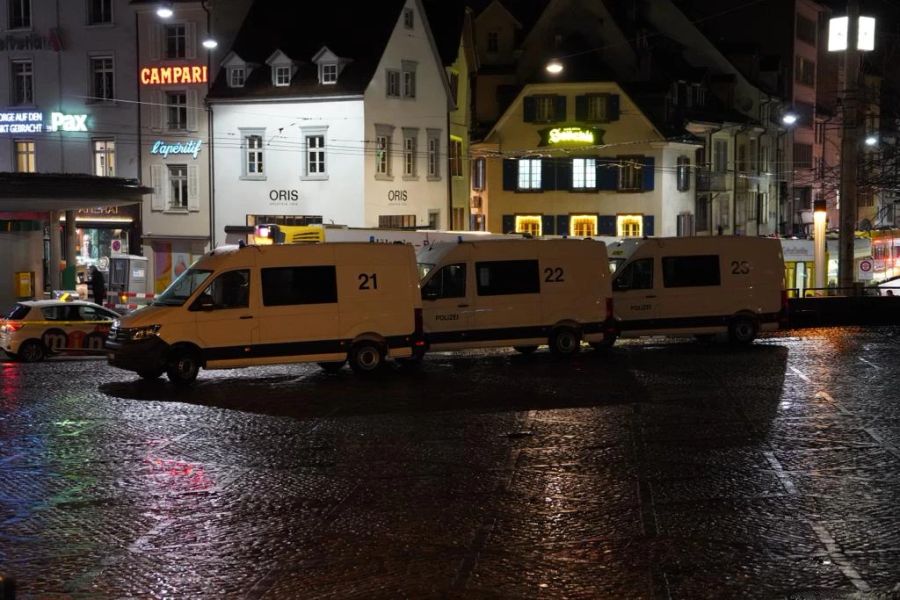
xmin=140 ymin=66 xmax=208 ymax=85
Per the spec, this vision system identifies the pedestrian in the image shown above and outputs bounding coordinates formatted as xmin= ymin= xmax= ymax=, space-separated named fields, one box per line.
xmin=90 ymin=265 xmax=106 ymax=306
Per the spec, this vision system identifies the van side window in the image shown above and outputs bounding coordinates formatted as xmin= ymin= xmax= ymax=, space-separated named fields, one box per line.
xmin=614 ymin=258 xmax=653 ymax=290
xmin=662 ymin=255 xmax=720 ymax=288
xmin=422 ymin=263 xmax=466 ymax=299
xmin=475 ymin=260 xmax=539 ymax=296
xmin=261 ymin=266 xmax=337 ymax=305
xmin=198 ymin=269 xmax=250 ymax=309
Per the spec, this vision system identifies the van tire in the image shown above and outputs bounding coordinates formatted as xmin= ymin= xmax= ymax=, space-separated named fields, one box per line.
xmin=166 ymin=347 xmax=201 ymax=385
xmin=348 ymin=342 xmax=385 ymax=374
xmin=728 ymin=316 xmax=758 ymax=345
xmin=513 ymin=345 xmax=538 ymax=355
xmin=590 ymin=333 xmax=617 ymax=350
xmin=549 ymin=327 xmax=581 ymax=356
xmin=17 ymin=340 xmax=45 ymax=363
xmin=317 ymin=361 xmax=346 ymax=373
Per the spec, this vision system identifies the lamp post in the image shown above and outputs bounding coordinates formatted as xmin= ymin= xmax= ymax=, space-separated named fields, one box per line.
xmin=781 ymin=110 xmax=798 ymax=235
xmin=813 ymin=199 xmax=827 ymax=290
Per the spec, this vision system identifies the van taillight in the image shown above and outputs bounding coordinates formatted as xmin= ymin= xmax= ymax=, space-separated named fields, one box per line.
xmin=605 ymin=297 xmax=614 ymax=321
xmin=414 ymin=308 xmax=425 ymax=346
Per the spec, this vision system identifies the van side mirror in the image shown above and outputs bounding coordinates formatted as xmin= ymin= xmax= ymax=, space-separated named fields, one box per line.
xmin=190 ymin=296 xmax=216 ymax=312
xmin=613 ymin=278 xmax=630 ymax=291
xmin=422 ymin=288 xmax=440 ymax=300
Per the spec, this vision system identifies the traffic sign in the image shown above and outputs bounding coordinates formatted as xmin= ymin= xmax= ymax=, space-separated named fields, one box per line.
xmin=859 ymin=259 xmax=873 ymax=280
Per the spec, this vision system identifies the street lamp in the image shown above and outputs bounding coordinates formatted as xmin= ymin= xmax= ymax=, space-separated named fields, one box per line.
xmin=156 ymin=4 xmax=173 ymax=18
xmin=782 ymin=111 xmax=798 ymax=126
xmin=813 ymin=199 xmax=827 ymax=291
xmin=865 ymin=134 xmax=878 ymax=146
xmin=545 ymin=58 xmax=564 ymax=75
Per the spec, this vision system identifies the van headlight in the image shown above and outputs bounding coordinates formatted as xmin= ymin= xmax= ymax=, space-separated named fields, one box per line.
xmin=130 ymin=324 xmax=161 ymax=340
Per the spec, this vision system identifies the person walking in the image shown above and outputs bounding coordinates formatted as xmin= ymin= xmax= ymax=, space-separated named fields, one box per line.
xmin=90 ymin=266 xmax=106 ymax=306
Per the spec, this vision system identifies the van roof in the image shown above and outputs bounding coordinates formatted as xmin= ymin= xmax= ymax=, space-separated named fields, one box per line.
xmin=415 ymin=238 xmax=604 ymax=264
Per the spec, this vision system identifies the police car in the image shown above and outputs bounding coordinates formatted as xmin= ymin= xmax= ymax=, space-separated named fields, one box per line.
xmin=0 ymin=298 xmax=121 ymax=362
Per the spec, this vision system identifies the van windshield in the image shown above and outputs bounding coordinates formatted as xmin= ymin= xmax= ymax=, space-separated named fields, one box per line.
xmin=153 ymin=269 xmax=213 ymax=306
xmin=417 ymin=263 xmax=435 ymax=279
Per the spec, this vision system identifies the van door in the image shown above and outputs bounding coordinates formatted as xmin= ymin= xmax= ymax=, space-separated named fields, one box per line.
xmin=421 ymin=262 xmax=473 ymax=346
xmin=612 ymin=258 xmax=657 ymax=329
xmin=191 ymin=269 xmax=256 ymax=360
xmin=470 ymin=259 xmax=541 ymax=340
xmin=655 ymin=254 xmax=722 ymax=328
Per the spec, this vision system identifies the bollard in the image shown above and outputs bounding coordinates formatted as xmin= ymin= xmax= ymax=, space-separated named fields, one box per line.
xmin=0 ymin=573 xmax=15 ymax=600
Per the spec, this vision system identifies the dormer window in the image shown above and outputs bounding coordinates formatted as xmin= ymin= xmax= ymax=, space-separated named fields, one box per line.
xmin=403 ymin=8 xmax=414 ymax=29
xmin=274 ymin=65 xmax=291 ymax=87
xmin=229 ymin=67 xmax=246 ymax=88
xmin=321 ymin=63 xmax=338 ymax=84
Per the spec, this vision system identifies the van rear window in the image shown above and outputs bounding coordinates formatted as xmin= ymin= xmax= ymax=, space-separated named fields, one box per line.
xmin=6 ymin=304 xmax=31 ymax=320
xmin=662 ymin=255 xmax=721 ymax=288
xmin=262 ymin=266 xmax=337 ymax=305
xmin=475 ymin=260 xmax=539 ymax=296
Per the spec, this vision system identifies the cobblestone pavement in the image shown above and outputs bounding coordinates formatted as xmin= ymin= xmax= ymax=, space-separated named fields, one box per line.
xmin=1 ymin=328 xmax=900 ymax=599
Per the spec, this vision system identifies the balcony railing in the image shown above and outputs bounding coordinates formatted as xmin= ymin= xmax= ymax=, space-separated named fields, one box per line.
xmin=696 ymin=170 xmax=728 ymax=192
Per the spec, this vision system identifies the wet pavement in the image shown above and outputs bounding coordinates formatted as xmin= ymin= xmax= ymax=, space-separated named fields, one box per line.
xmin=1 ymin=328 xmax=900 ymax=599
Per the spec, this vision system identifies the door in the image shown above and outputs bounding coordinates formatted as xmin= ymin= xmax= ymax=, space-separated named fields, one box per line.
xmin=612 ymin=258 xmax=657 ymax=331
xmin=420 ymin=262 xmax=473 ymax=347
xmin=191 ymin=269 xmax=256 ymax=360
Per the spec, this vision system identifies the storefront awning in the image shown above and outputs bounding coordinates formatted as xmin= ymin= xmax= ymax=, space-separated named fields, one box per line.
xmin=0 ymin=173 xmax=152 ymax=212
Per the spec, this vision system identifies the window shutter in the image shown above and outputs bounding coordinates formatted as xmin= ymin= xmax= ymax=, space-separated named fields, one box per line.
xmin=541 ymin=158 xmax=556 ymax=191
xmin=641 ymin=156 xmax=655 ymax=191
xmin=150 ymin=165 xmax=166 ymax=211
xmin=554 ymin=95 xmax=566 ymax=122
xmin=185 ymin=22 xmax=197 ymax=59
xmin=187 ymin=165 xmax=200 ymax=211
xmin=149 ymin=24 xmax=161 ymax=61
xmin=541 ymin=215 xmax=555 ymax=236
xmin=598 ymin=215 xmax=616 ymax=236
xmin=575 ymin=95 xmax=587 ymax=121
xmin=607 ymin=94 xmax=620 ymax=121
xmin=556 ymin=215 xmax=570 ymax=236
xmin=642 ymin=215 xmax=655 ymax=236
xmin=556 ymin=158 xmax=572 ymax=190
xmin=501 ymin=214 xmax=515 ymax=234
xmin=523 ymin=96 xmax=536 ymax=123
xmin=502 ymin=159 xmax=517 ymax=190
xmin=186 ymin=89 xmax=199 ymax=131
xmin=597 ymin=158 xmax=618 ymax=190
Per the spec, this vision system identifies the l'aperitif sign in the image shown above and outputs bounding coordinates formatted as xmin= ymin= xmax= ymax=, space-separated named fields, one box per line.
xmin=538 ymin=126 xmax=604 ymax=147
xmin=140 ymin=65 xmax=208 ymax=85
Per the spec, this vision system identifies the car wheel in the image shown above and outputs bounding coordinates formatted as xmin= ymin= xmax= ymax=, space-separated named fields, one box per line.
xmin=513 ymin=345 xmax=538 ymax=355
xmin=590 ymin=333 xmax=617 ymax=350
xmin=17 ymin=340 xmax=45 ymax=363
xmin=348 ymin=341 xmax=384 ymax=375
xmin=166 ymin=347 xmax=201 ymax=385
xmin=317 ymin=361 xmax=346 ymax=373
xmin=728 ymin=316 xmax=758 ymax=345
xmin=549 ymin=327 xmax=581 ymax=356
xmin=137 ymin=369 xmax=164 ymax=380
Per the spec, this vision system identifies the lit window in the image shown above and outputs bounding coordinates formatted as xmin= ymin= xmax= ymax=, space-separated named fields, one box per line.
xmin=93 ymin=140 xmax=115 ymax=176
xmin=321 ymin=64 xmax=337 ymax=84
xmin=472 ymin=158 xmax=485 ymax=190
xmin=168 ymin=164 xmax=188 ymax=209
xmin=572 ymin=158 xmax=596 ymax=189
xmin=245 ymin=134 xmax=264 ymax=176
xmin=617 ymin=214 xmax=643 ymax=237
xmin=570 ymin=215 xmax=597 ymax=237
xmin=14 ymin=140 xmax=35 ymax=173
xmin=274 ymin=65 xmax=291 ymax=86
xmin=515 ymin=215 xmax=541 ymax=237
xmin=306 ymin=135 xmax=325 ymax=175
xmin=229 ymin=67 xmax=246 ymax=88
xmin=91 ymin=56 xmax=114 ymax=101
xmin=517 ymin=159 xmax=541 ymax=189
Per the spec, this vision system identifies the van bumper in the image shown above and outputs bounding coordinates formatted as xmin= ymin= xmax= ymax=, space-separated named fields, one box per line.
xmin=106 ymin=337 xmax=170 ymax=373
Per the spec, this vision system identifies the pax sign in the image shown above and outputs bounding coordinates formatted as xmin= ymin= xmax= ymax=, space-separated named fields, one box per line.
xmin=140 ymin=66 xmax=208 ymax=85
xmin=48 ymin=112 xmax=87 ymax=132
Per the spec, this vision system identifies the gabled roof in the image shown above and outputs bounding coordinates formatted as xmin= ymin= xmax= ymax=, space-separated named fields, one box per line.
xmin=208 ymin=0 xmax=406 ymax=100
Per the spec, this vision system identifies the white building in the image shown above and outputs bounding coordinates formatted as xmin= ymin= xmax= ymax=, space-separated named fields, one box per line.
xmin=208 ymin=0 xmax=451 ymax=243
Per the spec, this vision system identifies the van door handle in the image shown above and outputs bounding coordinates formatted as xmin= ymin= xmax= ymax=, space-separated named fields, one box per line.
xmin=239 ymin=315 xmax=254 ymax=320
xmin=458 ymin=304 xmax=469 ymax=308
xmin=645 ymin=295 xmax=657 ymax=299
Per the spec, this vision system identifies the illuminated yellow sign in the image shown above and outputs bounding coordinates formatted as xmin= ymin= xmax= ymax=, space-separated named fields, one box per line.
xmin=538 ymin=126 xmax=603 ymax=147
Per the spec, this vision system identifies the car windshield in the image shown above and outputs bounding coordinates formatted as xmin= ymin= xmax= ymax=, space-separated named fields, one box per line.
xmin=417 ymin=263 xmax=435 ymax=280
xmin=153 ymin=269 xmax=213 ymax=306
xmin=5 ymin=303 xmax=30 ymax=320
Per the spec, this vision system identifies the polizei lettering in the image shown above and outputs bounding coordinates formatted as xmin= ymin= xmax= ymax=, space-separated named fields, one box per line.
xmin=435 ymin=314 xmax=459 ymax=321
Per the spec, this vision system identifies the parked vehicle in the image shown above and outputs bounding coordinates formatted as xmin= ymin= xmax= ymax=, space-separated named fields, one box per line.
xmin=106 ymin=242 xmax=423 ymax=384
xmin=1 ymin=298 xmax=120 ymax=362
xmin=416 ymin=239 xmax=615 ymax=356
xmin=611 ymin=237 xmax=786 ymax=344
xmin=873 ymin=275 xmax=900 ymax=296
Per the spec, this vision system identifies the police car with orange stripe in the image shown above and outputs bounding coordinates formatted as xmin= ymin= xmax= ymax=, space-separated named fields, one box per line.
xmin=1 ymin=298 xmax=120 ymax=362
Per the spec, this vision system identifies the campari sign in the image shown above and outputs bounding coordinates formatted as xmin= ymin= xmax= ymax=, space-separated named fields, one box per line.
xmin=140 ymin=65 xmax=208 ymax=85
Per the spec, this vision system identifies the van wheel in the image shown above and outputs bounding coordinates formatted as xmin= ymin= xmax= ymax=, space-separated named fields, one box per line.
xmin=549 ymin=327 xmax=581 ymax=356
xmin=17 ymin=340 xmax=45 ymax=363
xmin=513 ymin=345 xmax=538 ymax=355
xmin=590 ymin=333 xmax=617 ymax=350
xmin=137 ymin=369 xmax=164 ymax=380
xmin=317 ymin=361 xmax=346 ymax=373
xmin=728 ymin=316 xmax=758 ymax=345
xmin=349 ymin=342 xmax=385 ymax=374
xmin=166 ymin=347 xmax=201 ymax=385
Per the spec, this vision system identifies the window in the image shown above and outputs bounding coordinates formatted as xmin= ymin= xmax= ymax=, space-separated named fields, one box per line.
xmin=714 ymin=140 xmax=728 ymax=173
xmin=274 ymin=65 xmax=291 ymax=86
xmin=321 ymin=63 xmax=337 ymax=84
xmin=515 ymin=215 xmax=541 ymax=236
xmin=570 ymin=215 xmax=597 ymax=237
xmin=450 ymin=137 xmax=463 ymax=177
xmin=91 ymin=56 xmax=114 ymax=101
xmin=487 ymin=31 xmax=499 ymax=53
xmin=166 ymin=91 xmax=187 ymax=130
xmin=676 ymin=156 xmax=691 ymax=191
xmin=196 ymin=270 xmax=250 ymax=310
xmin=262 ymin=266 xmax=337 ymax=305
xmin=11 ymin=60 xmax=33 ymax=105
xmin=386 ymin=70 xmax=400 ymax=97
xmin=376 ymin=134 xmax=391 ymax=176
xmin=378 ymin=214 xmax=416 ymax=228
xmin=586 ymin=95 xmax=608 ymax=121
xmin=618 ymin=157 xmax=642 ymax=191
xmin=9 ymin=0 xmax=30 ymax=29
xmin=793 ymin=143 xmax=813 ymax=169
xmin=795 ymin=56 xmax=815 ymax=87
xmin=737 ymin=145 xmax=747 ymax=172
xmin=403 ymin=132 xmax=417 ymax=177
xmin=614 ymin=258 xmax=653 ymax=290
xmin=476 ymin=260 xmax=539 ymax=296
xmin=422 ymin=264 xmax=466 ymax=299
xmin=517 ymin=159 xmax=541 ymax=189
xmin=93 ymin=140 xmax=115 ymax=176
xmin=427 ymin=131 xmax=440 ymax=178
xmin=168 ymin=164 xmax=188 ymax=209
xmin=229 ymin=67 xmax=246 ymax=87
xmin=14 ymin=140 xmax=35 ymax=172
xmin=533 ymin=95 xmax=555 ymax=122
xmin=572 ymin=158 xmax=596 ymax=189
xmin=165 ymin=24 xmax=187 ymax=59
xmin=696 ymin=196 xmax=711 ymax=231
xmin=88 ymin=0 xmax=112 ymax=24
xmin=662 ymin=255 xmax=720 ymax=288
xmin=403 ymin=7 xmax=414 ymax=29
xmin=472 ymin=158 xmax=485 ymax=190
xmin=402 ymin=62 xmax=416 ymax=98
xmin=796 ymin=14 xmax=816 ymax=46
xmin=245 ymin=134 xmax=264 ymax=176
xmin=306 ymin=135 xmax=325 ymax=175
xmin=617 ymin=214 xmax=643 ymax=237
